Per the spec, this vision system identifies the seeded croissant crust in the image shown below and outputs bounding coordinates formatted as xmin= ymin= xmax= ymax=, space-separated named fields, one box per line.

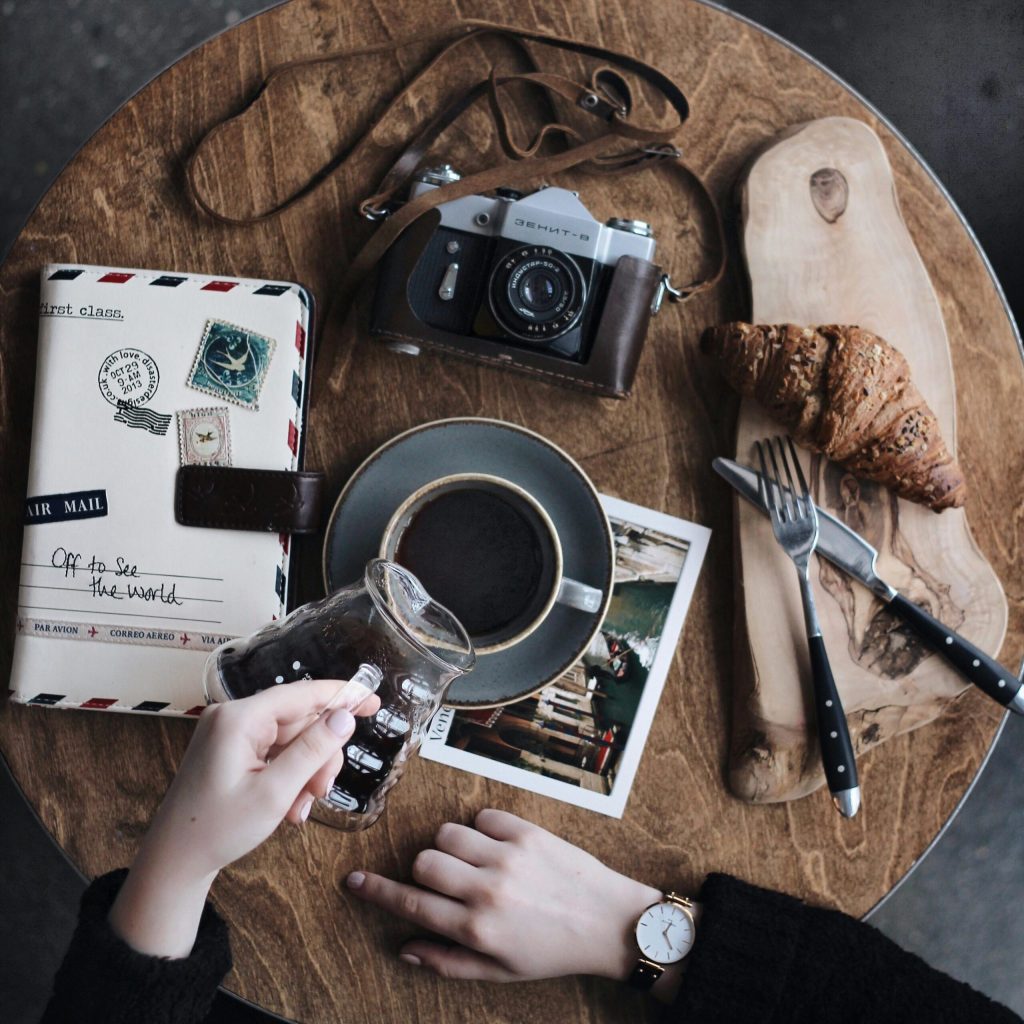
xmin=700 ymin=322 xmax=967 ymax=511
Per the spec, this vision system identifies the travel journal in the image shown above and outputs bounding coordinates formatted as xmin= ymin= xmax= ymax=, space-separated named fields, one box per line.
xmin=11 ymin=264 xmax=315 ymax=716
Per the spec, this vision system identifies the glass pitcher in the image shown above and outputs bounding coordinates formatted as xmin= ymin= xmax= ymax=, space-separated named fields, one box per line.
xmin=203 ymin=558 xmax=475 ymax=830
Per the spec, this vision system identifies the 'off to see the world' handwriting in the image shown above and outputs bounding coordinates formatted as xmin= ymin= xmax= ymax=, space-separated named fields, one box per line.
xmin=51 ymin=546 xmax=184 ymax=606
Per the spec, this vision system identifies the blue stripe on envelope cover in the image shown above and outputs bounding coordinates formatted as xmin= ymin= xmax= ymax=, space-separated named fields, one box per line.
xmin=47 ymin=269 xmax=84 ymax=280
xmin=276 ymin=566 xmax=286 ymax=603
xmin=114 ymin=401 xmax=171 ymax=435
xmin=291 ymin=371 xmax=302 ymax=406
xmin=133 ymin=700 xmax=170 ymax=712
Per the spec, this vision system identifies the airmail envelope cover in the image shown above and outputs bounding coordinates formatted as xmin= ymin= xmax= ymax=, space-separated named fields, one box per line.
xmin=11 ymin=264 xmax=313 ymax=716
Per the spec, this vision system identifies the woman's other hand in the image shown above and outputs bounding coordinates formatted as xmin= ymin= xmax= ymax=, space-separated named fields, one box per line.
xmin=347 ymin=809 xmax=676 ymax=993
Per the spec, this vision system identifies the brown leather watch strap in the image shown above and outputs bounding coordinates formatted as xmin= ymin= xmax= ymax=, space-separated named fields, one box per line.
xmin=175 ymin=466 xmax=325 ymax=534
xmin=627 ymin=958 xmax=663 ymax=991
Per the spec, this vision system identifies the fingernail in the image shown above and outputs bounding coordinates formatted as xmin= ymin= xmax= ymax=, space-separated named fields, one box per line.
xmin=326 ymin=708 xmax=355 ymax=737
xmin=399 ymin=953 xmax=421 ymax=967
xmin=347 ymin=871 xmax=366 ymax=890
xmin=322 ymin=679 xmax=369 ymax=714
xmin=300 ymin=798 xmax=313 ymax=823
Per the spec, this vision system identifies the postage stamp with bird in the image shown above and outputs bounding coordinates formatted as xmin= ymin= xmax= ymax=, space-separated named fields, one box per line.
xmin=186 ymin=319 xmax=275 ymax=410
xmin=176 ymin=406 xmax=233 ymax=467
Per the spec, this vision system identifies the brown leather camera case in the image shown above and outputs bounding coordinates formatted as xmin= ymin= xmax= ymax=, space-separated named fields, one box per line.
xmin=371 ymin=238 xmax=662 ymax=399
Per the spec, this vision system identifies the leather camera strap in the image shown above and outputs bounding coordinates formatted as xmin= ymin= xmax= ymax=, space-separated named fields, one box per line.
xmin=185 ymin=19 xmax=726 ymax=374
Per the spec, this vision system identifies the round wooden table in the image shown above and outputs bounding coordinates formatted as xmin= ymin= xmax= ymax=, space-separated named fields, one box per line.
xmin=2 ymin=2 xmax=1021 ymax=1021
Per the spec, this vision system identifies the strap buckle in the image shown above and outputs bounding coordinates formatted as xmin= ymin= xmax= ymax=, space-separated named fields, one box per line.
xmin=651 ymin=272 xmax=689 ymax=315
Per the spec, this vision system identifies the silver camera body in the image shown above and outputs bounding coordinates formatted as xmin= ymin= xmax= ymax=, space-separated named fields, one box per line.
xmin=370 ymin=165 xmax=664 ymax=396
xmin=408 ymin=166 xmax=657 ymax=269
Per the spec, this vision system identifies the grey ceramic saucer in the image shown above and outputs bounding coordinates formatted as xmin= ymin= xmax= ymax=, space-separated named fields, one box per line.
xmin=322 ymin=418 xmax=614 ymax=707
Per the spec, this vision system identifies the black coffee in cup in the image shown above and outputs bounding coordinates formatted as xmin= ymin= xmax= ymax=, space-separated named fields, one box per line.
xmin=394 ymin=484 xmax=558 ymax=647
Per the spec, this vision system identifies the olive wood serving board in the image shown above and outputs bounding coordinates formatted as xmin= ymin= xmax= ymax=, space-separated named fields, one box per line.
xmin=730 ymin=116 xmax=1009 ymax=803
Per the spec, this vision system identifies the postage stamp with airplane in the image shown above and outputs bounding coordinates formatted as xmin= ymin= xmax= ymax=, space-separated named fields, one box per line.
xmin=186 ymin=319 xmax=276 ymax=410
xmin=176 ymin=406 xmax=233 ymax=467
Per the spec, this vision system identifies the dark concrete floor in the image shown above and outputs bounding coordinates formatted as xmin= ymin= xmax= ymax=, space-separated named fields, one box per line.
xmin=1 ymin=1 xmax=1021 ymax=1021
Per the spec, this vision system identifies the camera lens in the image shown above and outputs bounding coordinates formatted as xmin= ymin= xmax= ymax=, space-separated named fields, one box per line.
xmin=507 ymin=259 xmax=573 ymax=325
xmin=519 ymin=268 xmax=561 ymax=312
xmin=488 ymin=245 xmax=586 ymax=343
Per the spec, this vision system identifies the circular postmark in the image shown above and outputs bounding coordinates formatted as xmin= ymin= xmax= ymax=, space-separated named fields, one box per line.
xmin=97 ymin=348 xmax=160 ymax=408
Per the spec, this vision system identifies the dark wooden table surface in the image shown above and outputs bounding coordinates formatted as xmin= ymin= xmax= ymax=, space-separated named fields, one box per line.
xmin=1 ymin=1 xmax=1021 ymax=1021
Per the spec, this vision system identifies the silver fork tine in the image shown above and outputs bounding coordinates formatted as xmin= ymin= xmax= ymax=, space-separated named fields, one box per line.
xmin=755 ymin=441 xmax=778 ymax=523
xmin=786 ymin=436 xmax=812 ymax=515
xmin=775 ymin=436 xmax=802 ymax=519
xmin=765 ymin=436 xmax=792 ymax=522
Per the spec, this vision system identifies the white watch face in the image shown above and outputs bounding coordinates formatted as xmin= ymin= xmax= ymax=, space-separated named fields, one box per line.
xmin=635 ymin=901 xmax=694 ymax=965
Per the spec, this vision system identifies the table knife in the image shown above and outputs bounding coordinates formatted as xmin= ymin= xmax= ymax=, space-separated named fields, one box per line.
xmin=713 ymin=457 xmax=1024 ymax=714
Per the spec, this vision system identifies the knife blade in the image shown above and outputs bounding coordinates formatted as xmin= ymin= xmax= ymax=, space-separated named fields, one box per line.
xmin=713 ymin=456 xmax=1023 ymax=714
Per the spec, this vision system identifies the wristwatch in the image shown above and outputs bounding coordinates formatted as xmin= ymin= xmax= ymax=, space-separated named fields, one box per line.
xmin=627 ymin=891 xmax=698 ymax=990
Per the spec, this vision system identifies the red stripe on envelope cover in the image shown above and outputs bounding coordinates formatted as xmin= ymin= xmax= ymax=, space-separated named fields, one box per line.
xmin=279 ymin=532 xmax=290 ymax=554
xmin=295 ymin=321 xmax=305 ymax=357
xmin=201 ymin=281 xmax=237 ymax=292
xmin=184 ymin=705 xmax=206 ymax=717
xmin=288 ymin=420 xmax=298 ymax=455
xmin=98 ymin=272 xmax=133 ymax=283
xmin=80 ymin=697 xmax=118 ymax=710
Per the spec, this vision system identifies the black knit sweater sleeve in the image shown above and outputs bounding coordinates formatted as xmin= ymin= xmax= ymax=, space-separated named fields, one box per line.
xmin=40 ymin=869 xmax=232 ymax=1024
xmin=668 ymin=873 xmax=1021 ymax=1024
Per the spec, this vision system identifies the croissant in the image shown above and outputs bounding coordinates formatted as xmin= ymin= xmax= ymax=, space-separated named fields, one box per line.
xmin=700 ymin=322 xmax=966 ymax=511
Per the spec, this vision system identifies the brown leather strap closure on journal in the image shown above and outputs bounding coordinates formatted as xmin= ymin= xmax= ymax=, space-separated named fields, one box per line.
xmin=185 ymin=19 xmax=726 ymax=363
xmin=175 ymin=466 xmax=325 ymax=534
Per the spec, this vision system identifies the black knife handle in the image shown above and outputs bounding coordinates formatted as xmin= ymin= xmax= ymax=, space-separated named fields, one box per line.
xmin=888 ymin=593 xmax=1021 ymax=708
xmin=808 ymin=635 xmax=859 ymax=796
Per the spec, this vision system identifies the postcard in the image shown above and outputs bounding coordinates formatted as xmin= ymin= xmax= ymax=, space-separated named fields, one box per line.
xmin=421 ymin=495 xmax=711 ymax=818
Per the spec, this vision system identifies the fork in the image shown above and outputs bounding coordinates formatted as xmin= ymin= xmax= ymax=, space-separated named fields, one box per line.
xmin=756 ymin=436 xmax=861 ymax=818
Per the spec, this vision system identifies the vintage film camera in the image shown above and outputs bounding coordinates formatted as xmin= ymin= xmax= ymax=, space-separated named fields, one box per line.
xmin=369 ymin=165 xmax=667 ymax=398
